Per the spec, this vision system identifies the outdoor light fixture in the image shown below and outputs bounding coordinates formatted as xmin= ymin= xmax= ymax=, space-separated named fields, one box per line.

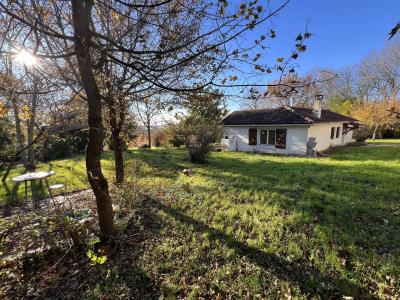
xmin=15 ymin=49 xmax=38 ymax=67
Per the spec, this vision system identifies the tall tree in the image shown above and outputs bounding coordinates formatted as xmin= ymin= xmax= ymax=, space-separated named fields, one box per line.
xmin=0 ymin=0 xmax=309 ymax=238
xmin=266 ymin=73 xmax=319 ymax=107
xmin=241 ymin=87 xmax=266 ymax=110
xmin=352 ymin=100 xmax=400 ymax=139
xmin=135 ymin=95 xmax=164 ymax=149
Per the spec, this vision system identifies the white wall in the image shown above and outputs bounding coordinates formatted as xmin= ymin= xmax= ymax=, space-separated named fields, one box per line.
xmin=307 ymin=122 xmax=353 ymax=151
xmin=223 ymin=125 xmax=309 ymax=155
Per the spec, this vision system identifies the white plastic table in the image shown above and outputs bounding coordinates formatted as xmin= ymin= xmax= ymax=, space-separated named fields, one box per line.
xmin=12 ymin=171 xmax=55 ymax=207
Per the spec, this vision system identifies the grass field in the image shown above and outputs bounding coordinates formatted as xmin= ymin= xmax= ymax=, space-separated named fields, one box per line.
xmin=366 ymin=138 xmax=400 ymax=144
xmin=0 ymin=151 xmax=136 ymax=203
xmin=1 ymin=145 xmax=399 ymax=298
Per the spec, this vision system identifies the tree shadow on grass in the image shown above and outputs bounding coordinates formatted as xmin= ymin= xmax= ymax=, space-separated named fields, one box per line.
xmin=2 ymin=246 xmax=159 ymax=299
xmin=1 ymin=206 xmax=160 ymax=299
xmin=134 ymin=150 xmax=399 ymax=296
xmin=147 ymin=197 xmax=369 ymax=298
xmin=201 ymin=155 xmax=400 ymax=257
xmin=128 ymin=148 xmax=189 ymax=180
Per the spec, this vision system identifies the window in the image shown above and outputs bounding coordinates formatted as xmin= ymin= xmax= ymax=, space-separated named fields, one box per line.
xmin=260 ymin=130 xmax=268 ymax=144
xmin=224 ymin=135 xmax=228 ymax=139
xmin=336 ymin=127 xmax=340 ymax=138
xmin=330 ymin=127 xmax=335 ymax=139
xmin=268 ymin=129 xmax=276 ymax=145
xmin=260 ymin=129 xmax=276 ymax=145
xmin=275 ymin=129 xmax=287 ymax=149
xmin=248 ymin=128 xmax=257 ymax=145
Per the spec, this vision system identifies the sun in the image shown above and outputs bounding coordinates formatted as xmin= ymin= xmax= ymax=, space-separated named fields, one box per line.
xmin=15 ymin=49 xmax=38 ymax=66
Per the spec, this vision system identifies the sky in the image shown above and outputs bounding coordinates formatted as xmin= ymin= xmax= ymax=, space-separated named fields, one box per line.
xmin=259 ymin=0 xmax=400 ymax=74
xmin=162 ymin=0 xmax=400 ymax=121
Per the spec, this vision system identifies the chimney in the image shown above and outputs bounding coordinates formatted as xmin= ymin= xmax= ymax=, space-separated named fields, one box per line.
xmin=313 ymin=94 xmax=323 ymax=119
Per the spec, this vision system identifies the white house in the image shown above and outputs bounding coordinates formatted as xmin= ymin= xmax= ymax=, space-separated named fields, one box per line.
xmin=221 ymin=100 xmax=359 ymax=156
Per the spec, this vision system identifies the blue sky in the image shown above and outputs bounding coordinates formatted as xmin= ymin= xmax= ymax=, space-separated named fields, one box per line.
xmin=260 ymin=0 xmax=400 ymax=73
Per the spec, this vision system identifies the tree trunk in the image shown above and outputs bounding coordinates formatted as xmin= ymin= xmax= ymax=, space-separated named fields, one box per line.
xmin=113 ymin=133 xmax=124 ymax=184
xmin=8 ymin=59 xmax=27 ymax=167
xmin=372 ymin=124 xmax=379 ymax=140
xmin=27 ymin=73 xmax=38 ymax=169
xmin=10 ymin=99 xmax=27 ymax=166
xmin=71 ymin=0 xmax=115 ymax=238
xmin=147 ymin=117 xmax=151 ymax=148
xmin=108 ymin=98 xmax=124 ymax=184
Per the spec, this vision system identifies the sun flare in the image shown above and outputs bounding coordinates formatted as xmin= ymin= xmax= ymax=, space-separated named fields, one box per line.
xmin=15 ymin=49 xmax=38 ymax=66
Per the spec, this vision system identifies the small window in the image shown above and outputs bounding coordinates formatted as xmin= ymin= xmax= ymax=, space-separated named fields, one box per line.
xmin=268 ymin=129 xmax=276 ymax=145
xmin=260 ymin=130 xmax=268 ymax=144
xmin=275 ymin=129 xmax=287 ymax=149
xmin=336 ymin=127 xmax=340 ymax=138
xmin=330 ymin=127 xmax=335 ymax=139
xmin=248 ymin=128 xmax=257 ymax=145
xmin=224 ymin=135 xmax=228 ymax=139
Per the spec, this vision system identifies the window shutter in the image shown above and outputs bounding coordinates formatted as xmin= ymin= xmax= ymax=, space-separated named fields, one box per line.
xmin=275 ymin=129 xmax=287 ymax=149
xmin=248 ymin=128 xmax=257 ymax=145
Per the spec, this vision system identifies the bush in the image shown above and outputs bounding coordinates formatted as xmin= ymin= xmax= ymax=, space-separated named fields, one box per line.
xmin=139 ymin=144 xmax=150 ymax=150
xmin=169 ymin=134 xmax=185 ymax=148
xmin=175 ymin=90 xmax=225 ymax=163
xmin=39 ymin=128 xmax=89 ymax=161
xmin=0 ymin=118 xmax=16 ymax=169
xmin=353 ymin=126 xmax=372 ymax=142
xmin=184 ymin=123 xmax=222 ymax=163
xmin=154 ymin=136 xmax=161 ymax=147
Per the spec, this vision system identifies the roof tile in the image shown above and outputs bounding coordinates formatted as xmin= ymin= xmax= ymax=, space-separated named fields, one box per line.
xmin=222 ymin=106 xmax=358 ymax=125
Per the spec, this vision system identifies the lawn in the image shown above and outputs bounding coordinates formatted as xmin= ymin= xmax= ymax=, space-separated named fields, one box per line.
xmin=1 ymin=146 xmax=399 ymax=298
xmin=0 ymin=151 xmax=135 ymax=203
xmin=366 ymin=138 xmax=400 ymax=144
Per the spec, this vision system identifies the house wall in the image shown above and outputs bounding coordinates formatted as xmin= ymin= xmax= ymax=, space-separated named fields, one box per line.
xmin=223 ymin=125 xmax=309 ymax=155
xmin=307 ymin=122 xmax=353 ymax=151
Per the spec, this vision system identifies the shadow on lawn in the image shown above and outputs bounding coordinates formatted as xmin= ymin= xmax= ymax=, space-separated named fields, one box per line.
xmin=136 ymin=149 xmax=399 ymax=296
xmin=204 ymin=154 xmax=400 ymax=255
xmin=129 ymin=149 xmax=189 ymax=180
xmin=148 ymin=197 xmax=368 ymax=298
xmin=2 ymin=208 xmax=160 ymax=299
xmin=4 ymin=245 xmax=159 ymax=299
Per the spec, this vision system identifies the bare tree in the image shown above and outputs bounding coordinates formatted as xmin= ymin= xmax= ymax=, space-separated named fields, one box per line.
xmin=135 ymin=96 xmax=164 ymax=148
xmin=266 ymin=73 xmax=319 ymax=107
xmin=241 ymin=87 xmax=267 ymax=109
xmin=359 ymin=42 xmax=400 ymax=101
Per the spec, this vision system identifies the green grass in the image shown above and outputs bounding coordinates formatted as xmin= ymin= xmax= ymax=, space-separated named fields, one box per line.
xmin=0 ymin=152 xmax=137 ymax=203
xmin=1 ymin=146 xmax=399 ymax=298
xmin=366 ymin=138 xmax=400 ymax=144
xmin=126 ymin=146 xmax=400 ymax=298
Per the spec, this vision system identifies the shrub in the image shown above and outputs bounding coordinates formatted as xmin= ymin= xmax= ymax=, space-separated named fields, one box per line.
xmin=175 ymin=90 xmax=225 ymax=163
xmin=169 ymin=133 xmax=185 ymax=148
xmin=353 ymin=126 xmax=372 ymax=142
xmin=0 ymin=118 xmax=16 ymax=169
xmin=139 ymin=144 xmax=150 ymax=150
xmin=154 ymin=136 xmax=161 ymax=147
xmin=39 ymin=128 xmax=89 ymax=161
xmin=184 ymin=123 xmax=222 ymax=163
